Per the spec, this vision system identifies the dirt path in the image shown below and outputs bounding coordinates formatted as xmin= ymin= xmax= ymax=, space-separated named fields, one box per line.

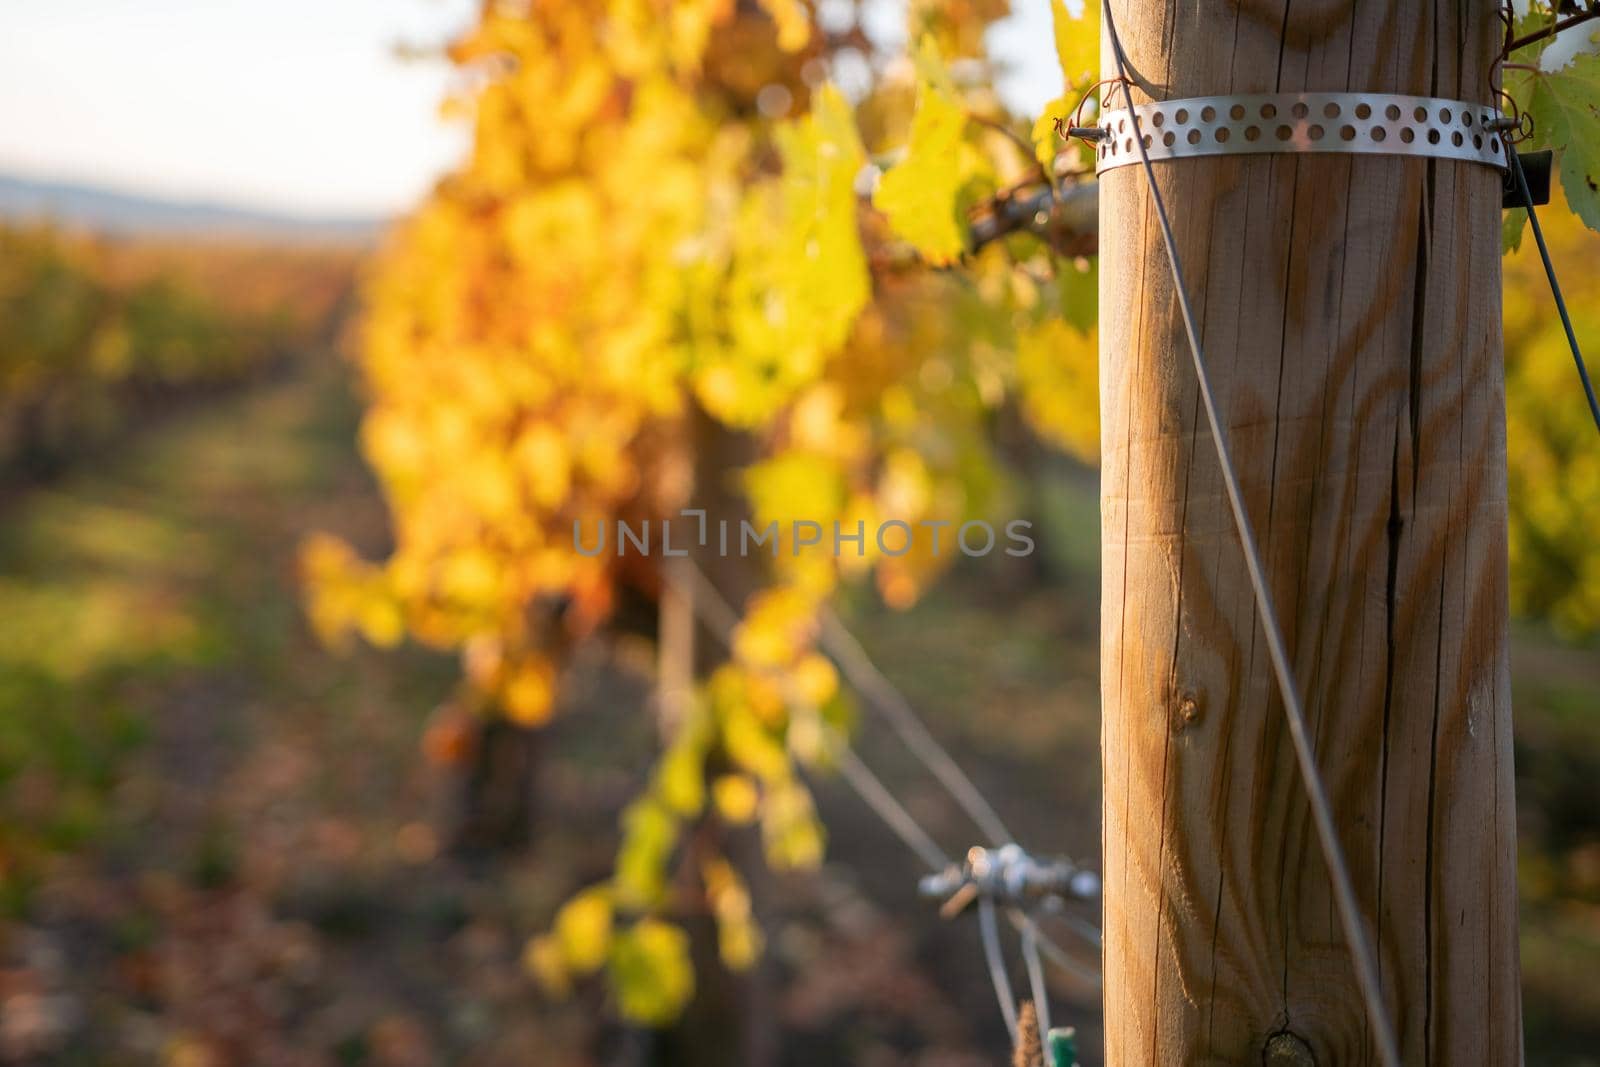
xmin=0 ymin=359 xmax=576 ymax=1064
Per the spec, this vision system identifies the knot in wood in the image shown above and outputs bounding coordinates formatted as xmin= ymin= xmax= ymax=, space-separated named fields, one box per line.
xmin=1262 ymin=1031 xmax=1316 ymax=1067
xmin=1171 ymin=690 xmax=1203 ymax=734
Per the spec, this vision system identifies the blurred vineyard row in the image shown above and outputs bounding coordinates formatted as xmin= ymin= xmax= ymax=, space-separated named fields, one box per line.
xmin=0 ymin=227 xmax=359 ymax=911
xmin=0 ymin=222 xmax=357 ymax=482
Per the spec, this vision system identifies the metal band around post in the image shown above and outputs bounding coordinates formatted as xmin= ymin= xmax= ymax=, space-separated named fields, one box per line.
xmin=1094 ymin=92 xmax=1508 ymax=174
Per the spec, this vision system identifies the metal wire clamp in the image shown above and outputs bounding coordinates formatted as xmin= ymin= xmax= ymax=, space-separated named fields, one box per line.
xmin=920 ymin=845 xmax=1100 ymax=1059
xmin=1093 ymin=92 xmax=1510 ymax=174
xmin=919 ymin=844 xmax=1100 ymax=919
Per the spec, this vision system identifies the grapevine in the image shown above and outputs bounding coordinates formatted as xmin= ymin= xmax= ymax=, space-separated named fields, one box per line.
xmin=306 ymin=0 xmax=1600 ymax=1026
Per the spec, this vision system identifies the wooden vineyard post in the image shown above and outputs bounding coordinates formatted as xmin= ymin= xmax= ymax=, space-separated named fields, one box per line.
xmin=1096 ymin=2 xmax=1522 ymax=1063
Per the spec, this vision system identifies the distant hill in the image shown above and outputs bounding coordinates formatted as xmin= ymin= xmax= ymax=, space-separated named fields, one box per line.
xmin=0 ymin=172 xmax=386 ymax=244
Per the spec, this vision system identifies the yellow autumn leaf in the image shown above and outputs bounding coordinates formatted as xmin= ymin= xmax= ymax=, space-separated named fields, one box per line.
xmin=718 ymin=913 xmax=763 ymax=972
xmin=743 ymin=452 xmax=847 ymax=532
xmin=702 ymin=858 xmax=764 ymax=970
xmin=697 ymin=85 xmax=869 ymax=427
xmin=762 ymin=777 xmax=825 ymax=869
xmin=355 ymin=595 xmax=405 ymax=649
xmin=554 ymin=886 xmax=614 ymax=975
xmin=1016 ymin=317 xmax=1100 ymax=462
xmin=523 ymin=935 xmax=571 ymax=996
xmin=712 ymin=774 xmax=760 ymax=824
xmin=610 ymin=919 xmax=694 ymax=1026
xmin=298 ymin=533 xmax=407 ymax=650
xmin=1052 ymin=0 xmax=1100 ymax=88
xmin=656 ymin=708 xmax=712 ymax=816
xmin=757 ymin=0 xmax=809 ymax=51
xmin=512 ymin=423 xmax=571 ymax=509
xmin=439 ymin=548 xmax=503 ymax=609
xmin=731 ymin=586 xmax=821 ymax=667
xmin=722 ymin=704 xmax=790 ymax=783
xmin=501 ymin=656 xmax=557 ymax=725
xmin=873 ymin=39 xmax=969 ymax=265
xmin=776 ymin=84 xmax=871 ymax=353
xmin=789 ymin=652 xmax=839 ymax=707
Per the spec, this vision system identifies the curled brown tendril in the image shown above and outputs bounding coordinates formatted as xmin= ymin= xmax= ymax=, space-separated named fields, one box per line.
xmin=1491 ymin=0 xmax=1535 ymax=145
xmin=1057 ymin=77 xmax=1125 ymax=142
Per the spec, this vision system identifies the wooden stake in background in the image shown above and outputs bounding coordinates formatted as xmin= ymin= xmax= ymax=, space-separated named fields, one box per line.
xmin=1097 ymin=3 xmax=1521 ymax=1062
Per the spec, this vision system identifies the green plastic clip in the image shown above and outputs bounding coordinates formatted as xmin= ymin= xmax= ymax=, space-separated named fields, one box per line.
xmin=1046 ymin=1026 xmax=1079 ymax=1067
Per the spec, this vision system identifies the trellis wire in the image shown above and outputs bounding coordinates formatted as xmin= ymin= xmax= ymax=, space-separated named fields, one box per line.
xmin=819 ymin=611 xmax=1014 ymax=848
xmin=820 ymin=607 xmax=1106 ymax=988
xmin=670 ymin=561 xmax=1100 ymax=1049
xmin=1020 ymin=919 xmax=1052 ymax=1040
xmin=1503 ymin=140 xmax=1600 ymax=434
xmin=682 ymin=565 xmax=1103 ymax=957
xmin=1011 ymin=910 xmax=1099 ymax=986
xmin=832 ymin=741 xmax=950 ymax=872
xmin=694 ymin=565 xmax=1102 ymax=950
xmin=824 ymin=605 xmax=1106 ymax=979
xmin=1100 ymin=4 xmax=1402 ymax=1065
xmin=668 ymin=567 xmax=954 ymax=879
xmin=831 ymin=721 xmax=1099 ymax=993
xmin=978 ymin=895 xmax=1020 ymax=1041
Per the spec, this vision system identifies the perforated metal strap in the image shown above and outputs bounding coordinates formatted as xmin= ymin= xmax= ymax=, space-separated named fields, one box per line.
xmin=1093 ymin=92 xmax=1508 ymax=174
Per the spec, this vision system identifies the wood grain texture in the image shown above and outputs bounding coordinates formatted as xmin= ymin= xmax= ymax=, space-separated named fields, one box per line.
xmin=1096 ymin=2 xmax=1521 ymax=1062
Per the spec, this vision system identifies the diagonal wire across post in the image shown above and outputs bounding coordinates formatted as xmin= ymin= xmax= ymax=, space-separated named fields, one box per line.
xmin=1503 ymin=141 xmax=1600 ymax=434
xmin=818 ymin=611 xmax=1014 ymax=848
xmin=670 ymin=560 xmax=1100 ymax=1052
xmin=1098 ymin=5 xmax=1402 ymax=1065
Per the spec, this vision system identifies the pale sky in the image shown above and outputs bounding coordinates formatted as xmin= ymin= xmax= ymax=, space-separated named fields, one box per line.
xmin=0 ymin=0 xmax=1059 ymax=219
xmin=0 ymin=0 xmax=479 ymax=218
xmin=1 ymin=2 xmax=1592 ymax=220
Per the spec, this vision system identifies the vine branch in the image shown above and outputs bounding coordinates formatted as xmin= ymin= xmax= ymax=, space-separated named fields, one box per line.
xmin=1507 ymin=4 xmax=1600 ymax=56
xmin=966 ymin=179 xmax=1098 ymax=257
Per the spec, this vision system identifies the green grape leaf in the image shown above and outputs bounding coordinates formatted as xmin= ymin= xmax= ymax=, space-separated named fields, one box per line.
xmin=1503 ymin=205 xmax=1528 ymax=254
xmin=614 ymin=798 xmax=677 ymax=909
xmin=721 ymin=704 xmax=789 ymax=782
xmin=654 ymin=699 xmax=713 ymax=816
xmin=610 ymin=919 xmax=694 ymax=1026
xmin=655 ymin=739 xmax=707 ymax=816
xmin=1509 ymin=49 xmax=1600 ymax=233
xmin=1052 ymin=0 xmax=1100 ymax=88
xmin=872 ymin=40 xmax=969 ymax=265
xmin=1508 ymin=8 xmax=1560 ymax=66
